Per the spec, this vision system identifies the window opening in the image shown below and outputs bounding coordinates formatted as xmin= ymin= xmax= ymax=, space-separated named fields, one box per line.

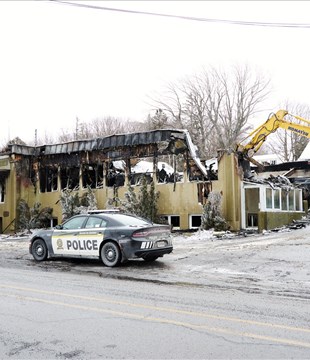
xmin=274 ymin=189 xmax=280 ymax=209
xmin=190 ymin=215 xmax=201 ymax=228
xmin=281 ymin=190 xmax=288 ymax=210
xmin=39 ymin=166 xmax=58 ymax=193
xmin=288 ymin=190 xmax=295 ymax=211
xmin=295 ymin=190 xmax=301 ymax=211
xmin=106 ymin=161 xmax=125 ymax=187
xmin=60 ymin=167 xmax=80 ymax=190
xmin=163 ymin=215 xmax=180 ymax=230
xmin=247 ymin=213 xmax=258 ymax=227
xmin=130 ymin=158 xmax=154 ymax=186
xmin=0 ymin=180 xmax=5 ymax=202
xmin=82 ymin=164 xmax=103 ymax=189
xmin=197 ymin=183 xmax=211 ymax=204
xmin=266 ymin=188 xmax=272 ymax=209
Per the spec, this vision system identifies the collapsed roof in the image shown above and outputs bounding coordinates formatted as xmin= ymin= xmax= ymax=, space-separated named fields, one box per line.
xmin=7 ymin=129 xmax=208 ymax=177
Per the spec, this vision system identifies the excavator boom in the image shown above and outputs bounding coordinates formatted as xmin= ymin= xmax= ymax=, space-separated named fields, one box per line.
xmin=236 ymin=109 xmax=310 ymax=175
xmin=236 ymin=109 xmax=310 ymax=156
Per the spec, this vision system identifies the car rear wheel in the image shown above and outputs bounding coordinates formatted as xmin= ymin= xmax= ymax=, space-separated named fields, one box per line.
xmin=101 ymin=241 xmax=121 ymax=267
xmin=31 ymin=239 xmax=48 ymax=261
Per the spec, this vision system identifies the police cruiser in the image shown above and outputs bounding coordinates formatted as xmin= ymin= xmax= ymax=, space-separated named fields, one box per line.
xmin=29 ymin=212 xmax=173 ymax=267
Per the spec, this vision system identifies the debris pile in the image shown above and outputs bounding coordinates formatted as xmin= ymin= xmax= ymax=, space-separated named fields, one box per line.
xmin=249 ymin=174 xmax=294 ymax=190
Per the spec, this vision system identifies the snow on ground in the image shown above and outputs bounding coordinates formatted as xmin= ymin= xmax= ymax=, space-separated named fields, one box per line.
xmin=1 ymin=224 xmax=309 ymax=298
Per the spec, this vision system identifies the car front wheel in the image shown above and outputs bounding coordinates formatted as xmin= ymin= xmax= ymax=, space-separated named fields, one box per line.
xmin=31 ymin=239 xmax=48 ymax=261
xmin=101 ymin=241 xmax=121 ymax=267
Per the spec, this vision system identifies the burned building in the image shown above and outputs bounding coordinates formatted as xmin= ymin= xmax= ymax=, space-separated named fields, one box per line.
xmin=0 ymin=130 xmax=215 ymax=233
xmin=0 ymin=129 xmax=307 ymax=234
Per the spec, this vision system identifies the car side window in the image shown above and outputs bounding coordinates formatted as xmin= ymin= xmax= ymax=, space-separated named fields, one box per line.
xmin=85 ymin=216 xmax=107 ymax=229
xmin=63 ymin=216 xmax=87 ymax=230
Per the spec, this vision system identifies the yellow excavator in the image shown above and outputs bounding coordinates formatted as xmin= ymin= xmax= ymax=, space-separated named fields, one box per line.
xmin=235 ymin=109 xmax=310 ymax=171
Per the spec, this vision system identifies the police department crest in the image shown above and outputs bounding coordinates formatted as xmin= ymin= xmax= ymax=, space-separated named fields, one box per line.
xmin=56 ymin=238 xmax=64 ymax=250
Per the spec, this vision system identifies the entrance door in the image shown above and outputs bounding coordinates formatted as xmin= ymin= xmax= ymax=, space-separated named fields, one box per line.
xmin=244 ymin=188 xmax=259 ymax=228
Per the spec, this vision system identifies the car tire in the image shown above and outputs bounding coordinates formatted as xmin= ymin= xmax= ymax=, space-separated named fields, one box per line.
xmin=31 ymin=239 xmax=48 ymax=261
xmin=101 ymin=241 xmax=121 ymax=267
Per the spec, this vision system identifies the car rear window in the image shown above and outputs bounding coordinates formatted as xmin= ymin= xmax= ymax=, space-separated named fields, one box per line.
xmin=108 ymin=214 xmax=151 ymax=227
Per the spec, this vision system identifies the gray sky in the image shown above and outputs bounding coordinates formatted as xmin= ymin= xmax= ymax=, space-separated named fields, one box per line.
xmin=1 ymin=1 xmax=310 ymax=145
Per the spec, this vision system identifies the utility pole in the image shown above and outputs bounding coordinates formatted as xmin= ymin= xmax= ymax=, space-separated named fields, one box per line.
xmin=75 ymin=117 xmax=79 ymax=140
xmin=35 ymin=129 xmax=37 ymax=147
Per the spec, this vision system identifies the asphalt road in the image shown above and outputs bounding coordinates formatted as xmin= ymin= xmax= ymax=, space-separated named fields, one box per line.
xmin=0 ymin=227 xmax=309 ymax=359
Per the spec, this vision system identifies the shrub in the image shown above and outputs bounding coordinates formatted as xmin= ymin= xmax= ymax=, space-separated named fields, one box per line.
xmin=59 ymin=185 xmax=97 ymax=221
xmin=122 ymin=175 xmax=162 ymax=223
xmin=17 ymin=200 xmax=53 ymax=231
xmin=201 ymin=191 xmax=229 ymax=231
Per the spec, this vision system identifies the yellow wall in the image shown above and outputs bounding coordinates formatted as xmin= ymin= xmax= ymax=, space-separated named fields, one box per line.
xmin=0 ymin=156 xmax=16 ymax=232
xmin=0 ymin=152 xmax=257 ymax=233
xmin=35 ymin=181 xmax=207 ymax=229
xmin=217 ymin=152 xmax=242 ymax=231
xmin=1 ymin=152 xmax=242 ymax=232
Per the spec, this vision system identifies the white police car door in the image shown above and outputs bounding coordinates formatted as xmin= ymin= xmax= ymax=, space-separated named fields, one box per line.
xmin=72 ymin=216 xmax=107 ymax=256
xmin=52 ymin=216 xmax=88 ymax=256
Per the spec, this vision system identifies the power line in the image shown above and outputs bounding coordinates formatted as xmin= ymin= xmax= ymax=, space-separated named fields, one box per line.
xmin=49 ymin=0 xmax=310 ymax=28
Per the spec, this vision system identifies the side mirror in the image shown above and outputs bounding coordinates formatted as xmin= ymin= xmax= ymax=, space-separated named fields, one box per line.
xmin=55 ymin=224 xmax=63 ymax=230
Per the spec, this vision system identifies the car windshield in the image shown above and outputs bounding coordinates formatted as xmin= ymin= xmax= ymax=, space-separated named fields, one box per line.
xmin=108 ymin=214 xmax=151 ymax=227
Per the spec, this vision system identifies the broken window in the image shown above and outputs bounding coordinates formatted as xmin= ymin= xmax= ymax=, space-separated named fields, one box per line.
xmin=188 ymin=161 xmax=204 ymax=181
xmin=60 ymin=167 xmax=80 ymax=190
xmin=197 ymin=183 xmax=211 ymax=204
xmin=39 ymin=166 xmax=58 ymax=193
xmin=82 ymin=164 xmax=103 ymax=189
xmin=106 ymin=161 xmax=125 ymax=187
xmin=130 ymin=158 xmax=154 ymax=186
xmin=0 ymin=179 xmax=5 ymax=202
xmin=156 ymin=155 xmax=183 ymax=184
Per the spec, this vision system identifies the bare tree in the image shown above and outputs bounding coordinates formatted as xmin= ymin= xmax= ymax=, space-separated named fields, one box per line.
xmin=148 ymin=64 xmax=270 ymax=158
xmin=265 ymin=102 xmax=310 ymax=162
xmin=0 ymin=136 xmax=27 ymax=152
xmin=146 ymin=109 xmax=170 ymax=130
xmin=54 ymin=116 xmax=147 ymax=143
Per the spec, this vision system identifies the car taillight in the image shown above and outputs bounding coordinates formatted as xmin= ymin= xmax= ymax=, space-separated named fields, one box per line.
xmin=132 ymin=230 xmax=150 ymax=238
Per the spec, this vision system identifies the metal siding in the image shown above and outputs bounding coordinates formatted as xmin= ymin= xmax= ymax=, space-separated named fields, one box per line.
xmin=124 ymin=134 xmax=133 ymax=146
xmin=116 ymin=135 xmax=125 ymax=147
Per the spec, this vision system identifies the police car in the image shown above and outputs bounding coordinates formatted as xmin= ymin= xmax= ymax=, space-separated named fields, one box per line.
xmin=29 ymin=212 xmax=173 ymax=267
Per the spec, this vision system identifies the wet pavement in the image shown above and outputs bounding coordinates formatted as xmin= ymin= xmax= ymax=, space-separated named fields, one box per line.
xmin=1 ymin=226 xmax=310 ymax=300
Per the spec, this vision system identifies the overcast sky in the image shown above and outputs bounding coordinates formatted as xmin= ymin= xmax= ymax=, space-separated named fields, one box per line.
xmin=1 ymin=1 xmax=310 ymax=145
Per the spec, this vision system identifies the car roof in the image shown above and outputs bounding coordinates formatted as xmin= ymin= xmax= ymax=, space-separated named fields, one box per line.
xmin=87 ymin=209 xmax=120 ymax=214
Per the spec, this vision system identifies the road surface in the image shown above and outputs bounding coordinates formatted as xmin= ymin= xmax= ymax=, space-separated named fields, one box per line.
xmin=0 ymin=227 xmax=309 ymax=359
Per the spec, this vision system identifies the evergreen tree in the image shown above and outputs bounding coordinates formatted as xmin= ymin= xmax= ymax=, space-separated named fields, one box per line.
xmin=59 ymin=186 xmax=98 ymax=220
xmin=59 ymin=188 xmax=80 ymax=220
xmin=80 ymin=185 xmax=98 ymax=211
xmin=122 ymin=175 xmax=160 ymax=222
xmin=17 ymin=200 xmax=53 ymax=231
xmin=201 ymin=191 xmax=229 ymax=231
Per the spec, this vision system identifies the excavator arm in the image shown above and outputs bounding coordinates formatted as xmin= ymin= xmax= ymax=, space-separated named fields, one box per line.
xmin=235 ymin=109 xmax=310 ymax=176
xmin=236 ymin=109 xmax=310 ymax=157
